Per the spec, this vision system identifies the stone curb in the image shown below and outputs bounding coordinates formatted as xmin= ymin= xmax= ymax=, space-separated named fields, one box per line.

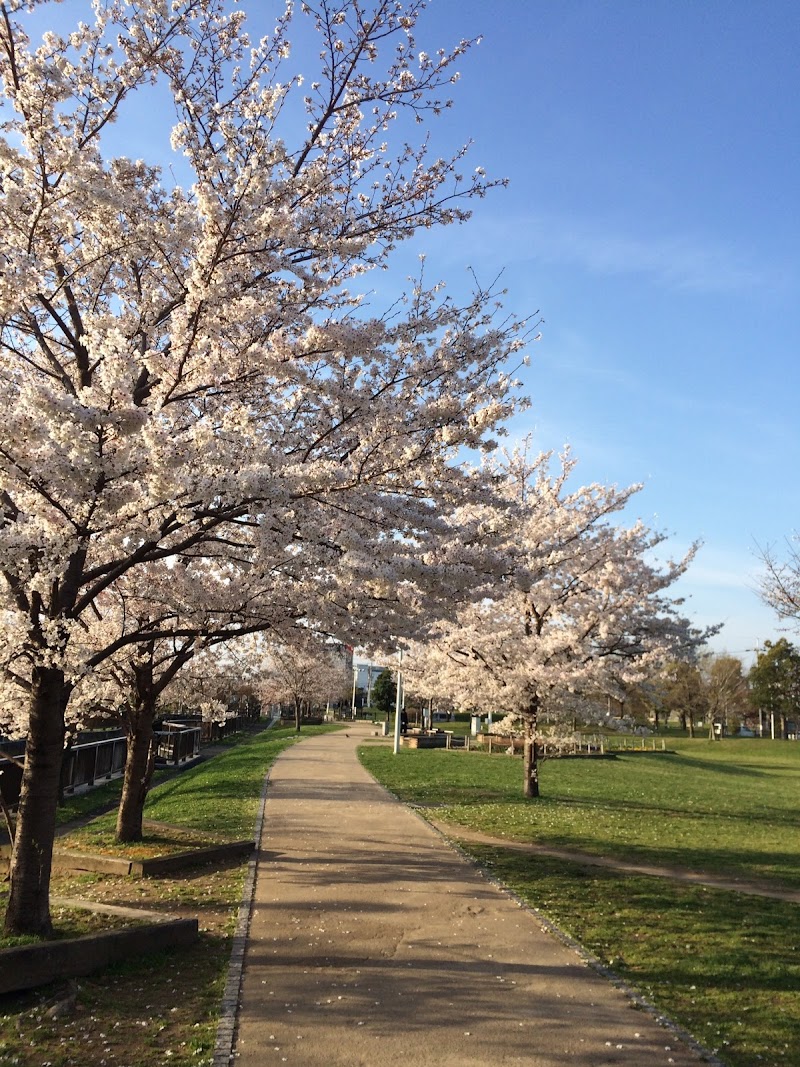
xmin=0 ymin=916 xmax=199 ymax=995
xmin=212 ymin=765 xmax=273 ymax=1067
xmin=1 ymin=840 xmax=254 ymax=877
xmin=132 ymin=840 xmax=255 ymax=876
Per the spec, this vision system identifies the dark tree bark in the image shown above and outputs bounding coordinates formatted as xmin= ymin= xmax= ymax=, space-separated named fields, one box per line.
xmin=115 ymin=645 xmax=192 ymax=843
xmin=4 ymin=667 xmax=67 ymax=936
xmin=115 ymin=661 xmax=158 ymax=843
xmin=522 ymin=695 xmax=540 ymax=798
xmin=294 ymin=695 xmax=302 ymax=733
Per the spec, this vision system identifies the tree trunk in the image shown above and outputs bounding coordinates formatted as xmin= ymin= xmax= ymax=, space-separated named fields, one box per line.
xmin=294 ymin=696 xmax=302 ymax=733
xmin=4 ymin=667 xmax=67 ymax=937
xmin=522 ymin=698 xmax=540 ymax=798
xmin=116 ymin=663 xmax=157 ymax=844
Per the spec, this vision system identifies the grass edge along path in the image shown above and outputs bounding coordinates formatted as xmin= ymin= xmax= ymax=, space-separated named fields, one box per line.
xmin=0 ymin=723 xmax=343 ymax=1067
xmin=358 ymin=742 xmax=800 ymax=1067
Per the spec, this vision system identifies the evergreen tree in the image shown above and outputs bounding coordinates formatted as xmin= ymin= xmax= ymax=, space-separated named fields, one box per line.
xmin=372 ymin=670 xmax=397 ymax=719
xmin=749 ymin=640 xmax=800 ymax=738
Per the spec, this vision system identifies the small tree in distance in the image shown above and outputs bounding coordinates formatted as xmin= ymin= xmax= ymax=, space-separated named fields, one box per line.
xmin=660 ymin=660 xmax=709 ymax=737
xmin=261 ymin=638 xmax=349 ymax=733
xmin=407 ymin=443 xmax=715 ymax=798
xmin=371 ymin=670 xmax=397 ymax=721
xmin=704 ymin=654 xmax=752 ymax=734
xmin=748 ymin=639 xmax=800 ymax=739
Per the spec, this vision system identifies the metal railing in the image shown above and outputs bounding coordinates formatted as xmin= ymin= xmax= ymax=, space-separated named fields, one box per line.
xmin=61 ymin=735 xmax=128 ymax=796
xmin=154 ymin=722 xmax=202 ymax=766
xmin=1 ymin=707 xmax=259 ymax=811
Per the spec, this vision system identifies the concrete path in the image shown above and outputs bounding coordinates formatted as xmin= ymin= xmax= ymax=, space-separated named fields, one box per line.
xmin=232 ymin=725 xmax=715 ymax=1067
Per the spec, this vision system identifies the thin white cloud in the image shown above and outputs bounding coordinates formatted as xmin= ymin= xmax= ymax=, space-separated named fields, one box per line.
xmin=535 ymin=221 xmax=766 ymax=293
xmin=683 ymin=564 xmax=754 ymax=591
xmin=459 ymin=211 xmax=792 ymax=296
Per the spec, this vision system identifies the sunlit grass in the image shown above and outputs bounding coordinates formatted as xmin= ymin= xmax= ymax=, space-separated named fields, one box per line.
xmin=47 ymin=725 xmax=319 ymax=850
xmin=359 ymin=737 xmax=800 ymax=1067
xmin=360 ymin=739 xmax=800 ymax=888
xmin=0 ymin=887 xmax=135 ymax=947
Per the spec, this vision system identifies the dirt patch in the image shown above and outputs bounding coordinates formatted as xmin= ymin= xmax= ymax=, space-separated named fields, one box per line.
xmin=427 ymin=817 xmax=800 ymax=903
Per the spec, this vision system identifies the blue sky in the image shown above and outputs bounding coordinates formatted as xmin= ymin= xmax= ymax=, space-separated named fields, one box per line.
xmin=403 ymin=0 xmax=800 ymax=662
xmin=19 ymin=1 xmax=799 ymax=661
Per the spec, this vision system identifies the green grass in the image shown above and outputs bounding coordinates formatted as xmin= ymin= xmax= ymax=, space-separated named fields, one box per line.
xmin=359 ymin=737 xmax=800 ymax=1067
xmin=52 ymin=748 xmax=216 ymax=827
xmin=471 ymin=847 xmax=800 ymax=1067
xmin=141 ymin=725 xmax=319 ymax=836
xmin=49 ymin=722 xmax=342 ymax=839
xmin=0 ymin=901 xmax=135 ymax=949
xmin=360 ymin=738 xmax=800 ymax=889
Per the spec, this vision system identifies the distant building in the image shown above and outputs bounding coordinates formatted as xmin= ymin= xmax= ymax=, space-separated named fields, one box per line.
xmin=354 ymin=662 xmax=383 ymax=706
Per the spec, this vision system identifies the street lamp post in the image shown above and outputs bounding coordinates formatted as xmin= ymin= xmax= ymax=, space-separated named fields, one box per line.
xmin=393 ymin=650 xmax=404 ymax=755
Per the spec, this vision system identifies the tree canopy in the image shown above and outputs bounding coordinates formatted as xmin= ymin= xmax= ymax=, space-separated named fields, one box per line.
xmin=0 ymin=0 xmax=525 ymax=936
xmin=404 ymin=445 xmax=713 ymax=796
xmin=749 ymin=640 xmax=800 ymax=737
xmin=758 ymin=539 xmax=800 ymax=629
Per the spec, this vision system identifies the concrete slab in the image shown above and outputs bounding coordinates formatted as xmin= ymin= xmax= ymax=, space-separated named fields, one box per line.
xmin=233 ymin=726 xmax=714 ymax=1067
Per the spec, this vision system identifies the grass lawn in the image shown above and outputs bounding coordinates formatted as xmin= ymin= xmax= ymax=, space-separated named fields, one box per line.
xmin=0 ymin=722 xmax=342 ymax=1067
xmin=359 ymin=737 xmax=800 ymax=1067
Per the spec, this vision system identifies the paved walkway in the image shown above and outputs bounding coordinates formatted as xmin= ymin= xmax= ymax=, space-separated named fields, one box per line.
xmin=230 ymin=725 xmax=717 ymax=1067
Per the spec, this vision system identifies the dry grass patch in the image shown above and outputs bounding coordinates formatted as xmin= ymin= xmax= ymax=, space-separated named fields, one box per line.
xmin=56 ymin=820 xmax=241 ymax=861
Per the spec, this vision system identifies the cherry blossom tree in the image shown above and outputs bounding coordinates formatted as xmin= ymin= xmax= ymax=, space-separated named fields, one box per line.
xmin=260 ymin=634 xmax=350 ymax=731
xmin=163 ymin=639 xmax=265 ymax=724
xmin=0 ymin=0 xmax=527 ymax=934
xmin=409 ymin=445 xmax=713 ymax=797
xmin=757 ymin=537 xmax=800 ymax=630
xmin=66 ymin=548 xmax=322 ymax=843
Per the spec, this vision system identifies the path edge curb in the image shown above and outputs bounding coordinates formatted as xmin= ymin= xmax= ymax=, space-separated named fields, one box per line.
xmin=212 ymin=764 xmax=272 ymax=1067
